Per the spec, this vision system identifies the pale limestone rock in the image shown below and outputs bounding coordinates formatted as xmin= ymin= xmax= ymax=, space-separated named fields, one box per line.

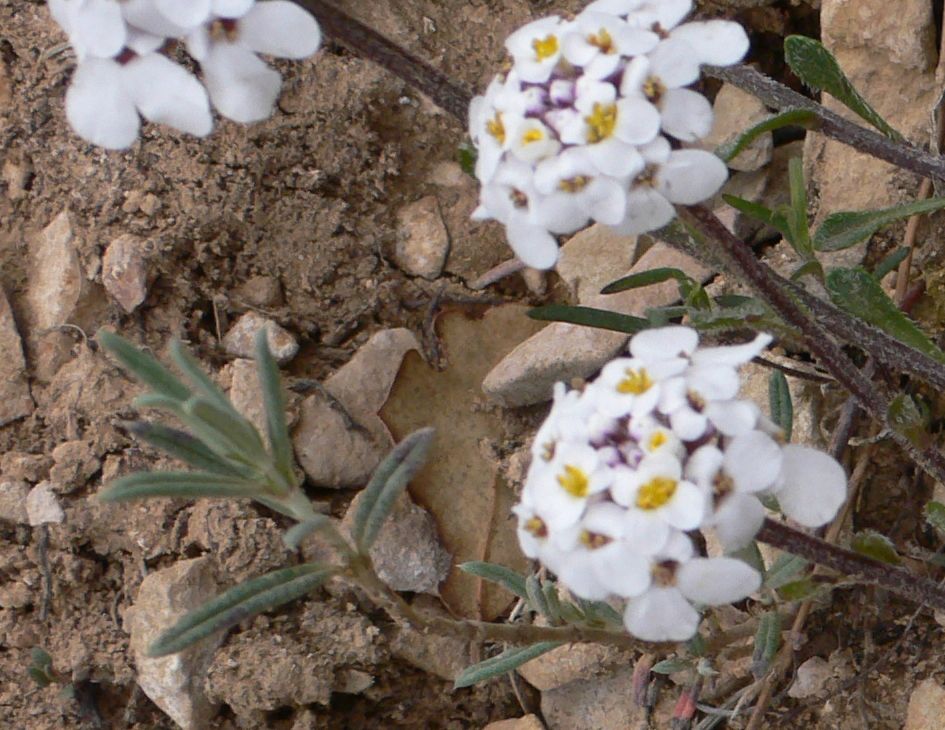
xmin=540 ymin=665 xmax=644 ymax=730
xmin=788 ymin=656 xmax=832 ymax=699
xmin=26 ymin=481 xmax=64 ymax=526
xmin=0 ymin=480 xmax=29 ymax=524
xmin=704 ymin=83 xmax=773 ymax=172
xmin=0 ymin=286 xmax=33 ymax=425
xmin=394 ymin=195 xmax=450 ymax=279
xmin=26 ymin=210 xmax=83 ymax=331
xmin=906 ymin=678 xmax=945 ymax=730
xmin=222 ymin=311 xmax=298 ymax=365
xmin=127 ymin=557 xmax=223 ymax=730
xmin=518 ymin=640 xmax=632 ymax=692
xmin=226 ymin=359 xmax=266 ymax=442
xmin=555 ymin=225 xmax=637 ymax=302
xmin=102 ymin=234 xmax=150 ymax=313
xmin=388 ymin=596 xmax=471 ymax=681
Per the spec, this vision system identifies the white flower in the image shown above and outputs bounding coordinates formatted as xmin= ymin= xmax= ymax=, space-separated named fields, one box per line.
xmin=529 ymin=442 xmax=614 ymax=531
xmin=504 ymin=16 xmax=568 ymax=83
xmin=621 ymin=53 xmax=711 ymax=142
xmin=50 ymin=0 xmax=127 ymax=60
xmin=561 ymin=11 xmax=657 ymax=80
xmin=533 ymin=148 xmax=627 ymax=228
xmin=65 ymin=53 xmax=212 ymax=149
xmin=186 ymin=1 xmax=321 ymax=123
xmin=770 ymin=445 xmax=847 ymax=528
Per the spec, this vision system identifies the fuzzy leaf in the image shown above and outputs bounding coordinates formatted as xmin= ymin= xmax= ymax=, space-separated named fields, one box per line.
xmin=601 ymin=267 xmax=692 ymax=295
xmin=97 ymin=329 xmax=190 ymax=401
xmin=777 ymin=577 xmax=820 ymax=601
xmin=752 ymin=612 xmax=781 ymax=678
xmin=716 ymin=108 xmax=819 ymax=162
xmin=148 ymin=563 xmax=336 ymax=657
xmin=541 ymin=582 xmax=562 ymax=624
xmin=814 ymin=198 xmax=945 ymax=252
xmin=527 ymin=304 xmax=649 ymax=334
xmin=255 ymin=329 xmax=296 ymax=485
xmin=722 ymin=194 xmax=790 ymax=240
xmin=170 ymin=340 xmax=240 ymax=418
xmin=851 ymin=530 xmax=901 ymax=565
xmin=282 ymin=515 xmax=333 ymax=550
xmin=768 ymin=370 xmax=793 ymax=440
xmin=458 ymin=561 xmax=529 ymax=601
xmin=786 ymin=157 xmax=813 ymax=258
xmin=764 ymin=553 xmax=808 ymax=590
xmin=651 ymin=657 xmax=690 ymax=674
xmin=888 ymin=393 xmax=931 ymax=449
xmin=784 ymin=35 xmax=902 ymax=140
xmin=872 ymin=247 xmax=909 ymax=280
xmin=454 ymin=642 xmax=562 ymax=688
xmin=99 ymin=471 xmax=257 ymax=502
xmin=124 ymin=421 xmax=250 ymax=479
xmin=525 ymin=574 xmax=551 ymax=618
xmin=183 ymin=396 xmax=268 ymax=466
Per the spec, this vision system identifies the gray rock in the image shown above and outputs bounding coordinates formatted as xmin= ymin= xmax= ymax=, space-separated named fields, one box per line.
xmin=394 ymin=195 xmax=450 ymax=279
xmin=555 ymin=225 xmax=637 ymax=302
xmin=233 ymin=275 xmax=283 ymax=308
xmin=541 ymin=665 xmax=643 ymax=730
xmin=222 ymin=311 xmax=298 ymax=365
xmin=0 ymin=286 xmax=33 ymax=425
xmin=703 ymin=83 xmax=772 ymax=172
xmin=126 ymin=557 xmax=223 ymax=730
xmin=788 ymin=656 xmax=832 ymax=699
xmin=226 ymin=359 xmax=267 ymax=443
xmin=26 ymin=481 xmax=64 ymax=525
xmin=0 ymin=480 xmax=29 ymax=524
xmin=25 ymin=210 xmax=83 ymax=331
xmin=519 ymin=639 xmax=632 ymax=692
xmin=102 ymin=234 xmax=150 ymax=313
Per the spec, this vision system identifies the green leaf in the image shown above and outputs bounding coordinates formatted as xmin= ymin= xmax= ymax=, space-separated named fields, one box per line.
xmin=30 ymin=647 xmax=53 ymax=670
xmin=728 ymin=541 xmax=765 ymax=573
xmin=183 ymin=397 xmax=268 ymax=466
xmin=97 ymin=329 xmax=190 ymax=402
xmin=784 ymin=35 xmax=902 ymax=140
xmin=651 ymin=657 xmax=690 ymax=674
xmin=353 ymin=427 xmax=435 ymax=552
xmin=722 ymin=194 xmax=791 ymax=241
xmin=768 ymin=371 xmax=793 ymax=440
xmin=99 ymin=471 xmax=257 ymax=502
xmin=888 ymin=393 xmax=931 ymax=449
xmin=716 ymin=109 xmax=819 ymax=163
xmin=458 ymin=561 xmax=528 ymax=601
xmin=924 ymin=500 xmax=945 ymax=536
xmin=28 ymin=667 xmax=51 ymax=687
xmin=752 ymin=612 xmax=781 ymax=678
xmin=282 ymin=515 xmax=333 ymax=550
xmin=687 ymin=300 xmax=772 ymax=332
xmin=826 ymin=267 xmax=945 ymax=363
xmin=255 ymin=329 xmax=296 ymax=485
xmin=124 ymin=421 xmax=250 ymax=479
xmin=525 ymin=574 xmax=551 ymax=619
xmin=786 ymin=157 xmax=813 ymax=258
xmin=851 ymin=530 xmax=901 ymax=565
xmin=577 ymin=598 xmax=624 ymax=628
xmin=777 ymin=577 xmax=820 ymax=601
xmin=790 ymin=258 xmax=824 ymax=283
xmin=458 ymin=141 xmax=477 ymax=177
xmin=148 ymin=563 xmax=336 ymax=657
xmin=814 ymin=197 xmax=945 ymax=252
xmin=541 ymin=582 xmax=562 ymax=624
xmin=558 ymin=601 xmax=585 ymax=624
xmin=170 ymin=340 xmax=240 ymax=418
xmin=601 ymin=267 xmax=692 ymax=295
xmin=454 ymin=642 xmax=562 ymax=688
xmin=872 ymin=247 xmax=909 ymax=280
xmin=764 ymin=553 xmax=808 ymax=590
xmin=527 ymin=305 xmax=649 ymax=334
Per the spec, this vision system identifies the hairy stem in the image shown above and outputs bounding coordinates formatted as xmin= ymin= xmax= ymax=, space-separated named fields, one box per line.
xmin=706 ymin=64 xmax=945 ymax=183
xmin=292 ymin=0 xmax=472 ymax=122
xmin=757 ymin=518 xmax=945 ymax=610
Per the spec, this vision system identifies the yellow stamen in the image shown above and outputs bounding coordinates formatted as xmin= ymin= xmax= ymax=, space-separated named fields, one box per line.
xmin=617 ymin=367 xmax=653 ymax=395
xmin=585 ymin=102 xmax=617 ymax=143
xmin=636 ymin=476 xmax=677 ymax=510
xmin=713 ymin=472 xmax=734 ymax=496
xmin=532 ymin=34 xmax=559 ymax=61
xmin=580 ymin=530 xmax=612 ymax=549
xmin=588 ymin=28 xmax=614 ymax=54
xmin=643 ymin=76 xmax=666 ymax=102
xmin=522 ymin=127 xmax=544 ymax=144
xmin=558 ymin=175 xmax=590 ymax=193
xmin=486 ymin=113 xmax=506 ymax=144
xmin=687 ymin=390 xmax=707 ymax=412
xmin=525 ymin=516 xmax=548 ymax=538
xmin=557 ymin=464 xmax=590 ymax=498
xmin=647 ymin=431 xmax=668 ymax=451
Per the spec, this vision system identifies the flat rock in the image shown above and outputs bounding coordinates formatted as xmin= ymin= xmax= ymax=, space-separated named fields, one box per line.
xmin=0 ymin=480 xmax=29 ymax=524
xmin=341 ymin=491 xmax=450 ymax=594
xmin=233 ymin=275 xmax=283 ymax=308
xmin=102 ymin=234 xmax=150 ymax=313
xmin=26 ymin=481 xmax=64 ymax=525
xmin=483 ymin=716 xmax=545 ymax=730
xmin=222 ymin=311 xmax=298 ymax=365
xmin=292 ymin=389 xmax=386 ymax=488
xmin=0 ymin=287 xmax=33 ymax=425
xmin=540 ymin=665 xmax=643 ymax=730
xmin=126 ymin=557 xmax=222 ymax=730
xmin=787 ymin=656 xmax=832 ymax=699
xmin=703 ymin=83 xmax=772 ymax=172
xmin=483 ymin=238 xmax=710 ymax=407
xmin=388 ymin=596 xmax=471 ymax=680
xmin=394 ymin=195 xmax=450 ymax=279
xmin=519 ymin=640 xmax=632 ymax=692
xmin=226 ymin=359 xmax=267 ymax=443
xmin=906 ymin=678 xmax=945 ymax=730
xmin=25 ymin=210 xmax=83 ymax=332
xmin=555 ymin=225 xmax=637 ymax=302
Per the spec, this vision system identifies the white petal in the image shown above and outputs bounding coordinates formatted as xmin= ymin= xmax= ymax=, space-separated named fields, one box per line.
xmin=588 ymin=139 xmax=644 ymax=178
xmin=630 ymin=326 xmax=698 ymax=361
xmin=202 ymin=43 xmax=281 ymax=123
xmin=692 ymin=332 xmax=773 ymax=366
xmin=686 ymin=444 xmax=723 ymax=486
xmin=660 ymin=88 xmax=713 ymax=142
xmin=584 ymin=53 xmax=623 ymax=81
xmin=707 ymin=399 xmax=759 ymax=436
xmin=615 ymin=97 xmax=661 ymax=145
xmin=594 ymin=544 xmax=652 ymax=597
xmin=561 ymin=33 xmax=597 ymax=67
xmin=507 ymin=219 xmax=559 ymax=269
xmin=669 ymin=408 xmax=707 ymax=441
xmin=238 ymin=1 xmax=323 ymax=59
xmin=613 ymin=27 xmax=659 ymax=55
xmin=185 ymin=26 xmax=211 ymax=61
xmin=587 ymin=178 xmax=627 ymax=225
xmin=677 ymin=557 xmax=760 ymax=605
xmin=776 ymin=445 xmax=847 ymax=527
xmin=611 ymin=187 xmax=673 ymax=234
xmin=558 ymin=552 xmax=611 ymax=600
xmin=213 ymin=0 xmax=255 ymax=18
xmin=723 ymin=431 xmax=782 ymax=493
xmin=648 ymin=38 xmax=700 ymax=88
xmin=621 ymin=510 xmax=671 ymax=555
xmin=154 ymin=0 xmax=211 ymax=29
xmin=687 ymin=364 xmax=740 ymax=401
xmin=651 ymin=0 xmax=693 ymax=30
xmin=124 ymin=54 xmax=213 ymax=136
xmin=657 ymin=149 xmax=728 ymax=205
xmin=125 ymin=28 xmax=165 ymax=56
xmin=75 ymin=0 xmax=127 ymax=58
xmin=712 ymin=493 xmax=764 ymax=552
xmin=662 ymin=480 xmax=705 ymax=530
xmin=65 ymin=59 xmax=139 ymax=149
xmin=670 ymin=20 xmax=750 ymax=66
xmin=123 ymin=0 xmax=190 ymax=37
xmin=624 ymin=587 xmax=699 ymax=641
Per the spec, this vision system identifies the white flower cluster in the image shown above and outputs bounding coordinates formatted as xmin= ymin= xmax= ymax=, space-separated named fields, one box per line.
xmin=469 ymin=0 xmax=749 ymax=269
xmin=48 ymin=0 xmax=322 ymax=149
xmin=515 ymin=326 xmax=847 ymax=641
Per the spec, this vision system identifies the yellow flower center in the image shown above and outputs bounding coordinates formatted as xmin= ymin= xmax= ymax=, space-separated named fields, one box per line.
xmin=558 ymin=175 xmax=590 ymax=193
xmin=585 ymin=102 xmax=617 ymax=143
xmin=647 ymin=431 xmax=668 ymax=451
xmin=522 ymin=127 xmax=545 ymax=144
xmin=643 ymin=76 xmax=666 ymax=102
xmin=713 ymin=472 xmax=734 ymax=496
xmin=636 ymin=476 xmax=677 ymax=510
xmin=557 ymin=464 xmax=590 ymax=498
xmin=616 ymin=367 xmax=653 ymax=395
xmin=486 ymin=113 xmax=506 ymax=144
xmin=588 ymin=28 xmax=614 ymax=54
xmin=524 ymin=516 xmax=548 ymax=538
xmin=580 ymin=530 xmax=612 ymax=549
xmin=532 ymin=34 xmax=559 ymax=61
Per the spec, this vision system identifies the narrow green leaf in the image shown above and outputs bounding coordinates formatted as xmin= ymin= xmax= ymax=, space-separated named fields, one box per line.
xmin=888 ymin=393 xmax=931 ymax=449
xmin=826 ymin=267 xmax=945 ymax=363
xmin=133 ymin=393 xmax=187 ymax=413
xmin=148 ymin=563 xmax=336 ymax=656
xmin=282 ymin=515 xmax=333 ymax=550
xmin=577 ymin=598 xmax=624 ymax=628
xmin=526 ymin=575 xmax=551 ymax=618
xmin=924 ymin=500 xmax=945 ymax=536
xmin=454 ymin=642 xmax=562 ymax=688
xmin=790 ymin=259 xmax=824 ymax=283
xmin=527 ymin=304 xmax=649 ymax=334
xmin=786 ymin=158 xmax=813 ymax=258
xmin=752 ymin=612 xmax=781 ymax=678
xmin=99 ymin=471 xmax=257 ymax=502
xmin=768 ymin=371 xmax=793 ymax=440
xmin=356 ymin=427 xmax=435 ymax=552
xmin=31 ymin=647 xmax=53 ymax=670
xmin=645 ymin=305 xmax=690 ymax=326
xmin=784 ymin=35 xmax=902 ymax=140
xmin=542 ymin=582 xmax=562 ymax=624
xmin=458 ymin=141 xmax=477 ymax=177
xmin=601 ymin=267 xmax=691 ymax=295
xmin=28 ymin=667 xmax=51 ymax=687
xmin=170 ymin=340 xmax=239 ymax=417
xmin=558 ymin=601 xmax=585 ymax=624
xmin=851 ymin=530 xmax=901 ymax=565
xmin=728 ymin=541 xmax=765 ymax=574
xmin=124 ymin=421 xmax=250 ymax=478
xmin=457 ymin=561 xmax=529 ymax=601
xmin=814 ymin=197 xmax=945 ymax=252
xmin=97 ymin=329 xmax=190 ymax=401
xmin=687 ymin=300 xmax=771 ymax=331
xmin=255 ymin=329 xmax=295 ymax=484
xmin=872 ymin=247 xmax=909 ymax=280
xmin=777 ymin=576 xmax=820 ymax=601
xmin=722 ymin=194 xmax=791 ymax=240
xmin=716 ymin=108 xmax=819 ymax=162
xmin=764 ymin=553 xmax=808 ymax=590
xmin=652 ymin=657 xmax=690 ymax=674
xmin=184 ymin=397 xmax=268 ymax=465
